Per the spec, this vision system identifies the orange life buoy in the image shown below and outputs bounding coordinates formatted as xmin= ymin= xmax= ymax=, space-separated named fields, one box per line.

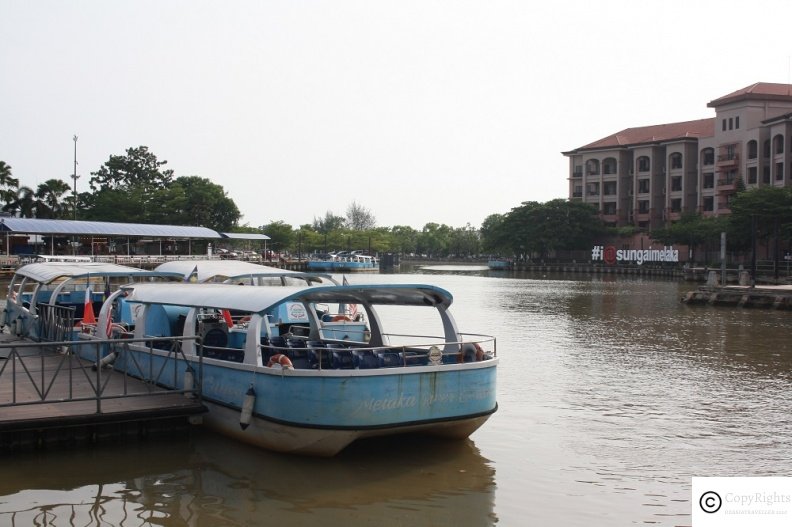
xmin=331 ymin=315 xmax=351 ymax=322
xmin=267 ymin=353 xmax=294 ymax=369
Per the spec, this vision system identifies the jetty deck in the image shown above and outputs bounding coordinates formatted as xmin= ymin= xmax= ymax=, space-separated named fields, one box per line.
xmin=682 ymin=284 xmax=792 ymax=309
xmin=0 ymin=334 xmax=206 ymax=449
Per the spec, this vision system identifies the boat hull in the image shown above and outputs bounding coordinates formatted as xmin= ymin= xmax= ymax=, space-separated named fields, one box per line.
xmin=118 ymin=348 xmax=498 ymax=456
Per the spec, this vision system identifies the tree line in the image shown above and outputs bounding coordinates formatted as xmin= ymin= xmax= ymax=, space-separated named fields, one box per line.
xmin=2 ymin=148 xmax=788 ymax=260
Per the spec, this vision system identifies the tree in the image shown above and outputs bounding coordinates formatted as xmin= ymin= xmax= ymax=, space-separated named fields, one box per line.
xmin=728 ymin=186 xmax=792 ymax=250
xmin=260 ymin=221 xmax=295 ymax=254
xmin=89 ymin=146 xmax=173 ymax=193
xmin=346 ymin=201 xmax=376 ymax=231
xmin=0 ymin=161 xmax=19 ymax=206
xmin=480 ymin=213 xmax=507 ymax=254
xmin=168 ymin=176 xmax=240 ymax=231
xmin=313 ymin=211 xmax=346 ymax=234
xmin=4 ymin=186 xmax=37 ymax=217
xmin=34 ymin=179 xmax=71 ymax=219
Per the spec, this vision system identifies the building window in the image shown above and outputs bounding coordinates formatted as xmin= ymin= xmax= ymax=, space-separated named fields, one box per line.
xmin=703 ymin=173 xmax=715 ymax=189
xmin=602 ymin=157 xmax=617 ymax=175
xmin=586 ymin=159 xmax=600 ymax=176
xmin=747 ymin=140 xmax=758 ymax=159
xmin=603 ymin=181 xmax=617 ymax=195
xmin=637 ymin=156 xmax=650 ymax=172
xmin=671 ymin=176 xmax=682 ymax=192
xmin=763 ymin=166 xmax=771 ymax=184
xmin=587 ymin=182 xmax=600 ymax=196
xmin=736 ymin=116 xmax=740 ymax=129
xmin=774 ymin=134 xmax=785 ymax=155
xmin=603 ymin=202 xmax=617 ymax=215
xmin=748 ymin=166 xmax=758 ymax=184
xmin=670 ymin=153 xmax=683 ymax=169
xmin=776 ymin=162 xmax=784 ymax=181
xmin=638 ymin=200 xmax=649 ymax=214
xmin=573 ymin=166 xmax=582 ymax=178
xmin=670 ymin=198 xmax=682 ymax=212
xmin=573 ymin=185 xmax=582 ymax=198
xmin=638 ymin=179 xmax=650 ymax=193
xmin=702 ymin=148 xmax=714 ymax=165
xmin=722 ymin=119 xmax=727 ymax=131
xmin=729 ymin=117 xmax=733 ymax=130
xmin=703 ymin=196 xmax=714 ymax=212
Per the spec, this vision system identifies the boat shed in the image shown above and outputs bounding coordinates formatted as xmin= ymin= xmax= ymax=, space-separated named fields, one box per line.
xmin=0 ymin=217 xmax=237 ymax=257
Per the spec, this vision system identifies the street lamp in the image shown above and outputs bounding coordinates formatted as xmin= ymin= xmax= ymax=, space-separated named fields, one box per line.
xmin=71 ymin=135 xmax=79 ymax=221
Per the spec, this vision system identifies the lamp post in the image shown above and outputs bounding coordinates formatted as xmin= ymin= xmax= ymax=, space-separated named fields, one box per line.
xmin=71 ymin=135 xmax=79 ymax=220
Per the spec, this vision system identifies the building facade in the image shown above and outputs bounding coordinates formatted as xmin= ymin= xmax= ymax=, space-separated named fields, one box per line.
xmin=564 ymin=83 xmax=792 ymax=229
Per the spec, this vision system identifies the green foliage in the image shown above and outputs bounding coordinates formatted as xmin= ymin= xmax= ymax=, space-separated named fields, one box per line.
xmin=89 ymin=146 xmax=173 ymax=193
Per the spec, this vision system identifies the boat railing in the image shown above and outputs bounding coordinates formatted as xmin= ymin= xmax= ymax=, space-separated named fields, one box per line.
xmin=0 ymin=335 xmax=203 ymax=414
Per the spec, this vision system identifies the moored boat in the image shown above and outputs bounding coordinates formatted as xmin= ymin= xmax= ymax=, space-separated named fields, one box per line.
xmin=154 ymin=259 xmax=337 ymax=285
xmin=2 ymin=260 xmax=182 ymax=340
xmin=89 ymin=281 xmax=498 ymax=456
xmin=306 ymin=252 xmax=378 ymax=272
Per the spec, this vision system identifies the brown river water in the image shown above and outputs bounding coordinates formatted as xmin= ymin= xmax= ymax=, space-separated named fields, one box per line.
xmin=1 ymin=268 xmax=791 ymax=526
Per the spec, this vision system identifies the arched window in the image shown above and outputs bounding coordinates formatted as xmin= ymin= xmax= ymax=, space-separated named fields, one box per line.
xmin=701 ymin=148 xmax=714 ymax=166
xmin=747 ymin=140 xmax=758 ymax=159
xmin=586 ymin=159 xmax=600 ymax=176
xmin=637 ymin=156 xmax=650 ymax=172
xmin=774 ymin=134 xmax=785 ymax=155
xmin=602 ymin=157 xmax=617 ymax=175
xmin=669 ymin=153 xmax=683 ymax=170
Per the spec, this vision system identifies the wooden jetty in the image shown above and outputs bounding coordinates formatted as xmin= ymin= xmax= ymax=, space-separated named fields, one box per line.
xmin=682 ymin=284 xmax=792 ymax=309
xmin=0 ymin=334 xmax=206 ymax=450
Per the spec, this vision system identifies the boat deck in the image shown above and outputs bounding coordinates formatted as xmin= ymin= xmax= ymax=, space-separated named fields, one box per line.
xmin=0 ymin=333 xmax=206 ymax=449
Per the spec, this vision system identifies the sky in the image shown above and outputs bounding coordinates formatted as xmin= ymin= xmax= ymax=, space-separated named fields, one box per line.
xmin=2 ymin=0 xmax=792 ymax=231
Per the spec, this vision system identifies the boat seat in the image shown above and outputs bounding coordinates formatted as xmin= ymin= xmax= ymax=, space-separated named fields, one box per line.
xmin=287 ymin=348 xmax=311 ymax=369
xmin=331 ymin=349 xmax=355 ymax=369
xmin=377 ymin=351 xmax=402 ymax=368
xmin=401 ymin=351 xmax=429 ymax=366
xmin=353 ymin=349 xmax=379 ymax=369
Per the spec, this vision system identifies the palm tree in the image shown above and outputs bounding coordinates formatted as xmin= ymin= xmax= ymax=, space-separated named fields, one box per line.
xmin=0 ymin=161 xmax=20 ymax=207
xmin=35 ymin=179 xmax=71 ymax=219
xmin=5 ymin=186 xmax=37 ymax=217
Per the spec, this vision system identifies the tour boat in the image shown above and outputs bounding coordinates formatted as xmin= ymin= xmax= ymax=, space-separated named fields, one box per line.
xmin=154 ymin=259 xmax=338 ymax=285
xmin=92 ymin=281 xmax=498 ymax=456
xmin=306 ymin=252 xmax=378 ymax=272
xmin=1 ymin=260 xmax=182 ymax=341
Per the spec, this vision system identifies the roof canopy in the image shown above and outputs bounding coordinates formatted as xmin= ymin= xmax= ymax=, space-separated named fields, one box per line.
xmin=221 ymin=232 xmax=271 ymax=240
xmin=0 ymin=217 xmax=222 ymax=239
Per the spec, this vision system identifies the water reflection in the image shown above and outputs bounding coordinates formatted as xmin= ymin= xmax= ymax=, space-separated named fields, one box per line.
xmin=0 ymin=431 xmax=496 ymax=526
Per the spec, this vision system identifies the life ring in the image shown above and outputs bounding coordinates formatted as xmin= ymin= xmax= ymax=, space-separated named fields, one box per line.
xmin=457 ymin=342 xmax=485 ymax=363
xmin=267 ymin=353 xmax=293 ymax=369
xmin=331 ymin=315 xmax=351 ymax=322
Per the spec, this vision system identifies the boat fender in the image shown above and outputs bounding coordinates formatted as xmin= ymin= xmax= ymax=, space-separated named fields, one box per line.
xmin=0 ymin=308 xmax=6 ymax=327
xmin=183 ymin=366 xmax=195 ymax=398
xmin=92 ymin=350 xmax=119 ymax=371
xmin=267 ymin=353 xmax=294 ymax=369
xmin=240 ymin=384 xmax=256 ymax=430
xmin=14 ymin=317 xmax=23 ymax=337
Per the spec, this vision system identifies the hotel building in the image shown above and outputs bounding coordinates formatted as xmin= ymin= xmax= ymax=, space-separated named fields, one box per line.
xmin=564 ymin=83 xmax=792 ymax=229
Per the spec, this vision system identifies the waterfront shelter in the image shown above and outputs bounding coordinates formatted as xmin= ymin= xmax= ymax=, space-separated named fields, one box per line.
xmin=0 ymin=217 xmax=228 ymax=257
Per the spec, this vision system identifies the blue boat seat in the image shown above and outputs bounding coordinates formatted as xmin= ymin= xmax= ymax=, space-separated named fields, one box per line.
xmin=287 ymin=347 xmax=311 ymax=369
xmin=377 ymin=351 xmax=402 ymax=368
xmin=353 ymin=349 xmax=379 ymax=369
xmin=401 ymin=350 xmax=429 ymax=366
xmin=331 ymin=349 xmax=355 ymax=369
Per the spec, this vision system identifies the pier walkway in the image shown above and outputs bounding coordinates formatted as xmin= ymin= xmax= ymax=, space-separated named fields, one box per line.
xmin=0 ymin=334 xmax=206 ymax=449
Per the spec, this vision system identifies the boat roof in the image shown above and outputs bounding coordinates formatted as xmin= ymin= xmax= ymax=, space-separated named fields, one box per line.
xmin=14 ymin=262 xmax=184 ymax=284
xmin=121 ymin=282 xmax=453 ymax=313
xmin=154 ymin=260 xmax=336 ymax=284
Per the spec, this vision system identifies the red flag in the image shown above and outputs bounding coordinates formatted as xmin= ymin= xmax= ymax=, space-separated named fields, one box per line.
xmin=222 ymin=309 xmax=234 ymax=327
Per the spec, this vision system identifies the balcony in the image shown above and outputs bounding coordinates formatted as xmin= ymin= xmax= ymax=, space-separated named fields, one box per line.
xmin=716 ymin=153 xmax=739 ymax=167
xmin=572 ymin=191 xmax=582 ymax=198
xmin=573 ymin=170 xmax=582 ymax=178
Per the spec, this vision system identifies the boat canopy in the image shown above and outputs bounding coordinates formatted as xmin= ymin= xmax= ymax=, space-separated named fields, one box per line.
xmin=13 ymin=262 xmax=183 ymax=284
xmin=154 ymin=260 xmax=336 ymax=284
xmin=121 ymin=282 xmax=454 ymax=313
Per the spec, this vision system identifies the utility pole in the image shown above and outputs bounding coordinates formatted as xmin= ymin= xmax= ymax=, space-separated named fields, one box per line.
xmin=71 ymin=135 xmax=79 ymax=221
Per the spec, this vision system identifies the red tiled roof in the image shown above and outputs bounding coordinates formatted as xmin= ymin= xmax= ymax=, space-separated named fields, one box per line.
xmin=571 ymin=118 xmax=715 ymax=152
xmin=708 ymin=82 xmax=792 ymax=107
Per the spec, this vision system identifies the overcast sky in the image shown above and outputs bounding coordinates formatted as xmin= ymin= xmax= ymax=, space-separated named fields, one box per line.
xmin=2 ymin=0 xmax=792 ymax=230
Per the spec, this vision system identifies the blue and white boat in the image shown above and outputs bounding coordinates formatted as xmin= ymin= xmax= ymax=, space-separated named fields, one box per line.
xmin=487 ymin=258 xmax=513 ymax=270
xmin=1 ymin=260 xmax=182 ymax=341
xmin=94 ymin=281 xmax=498 ymax=456
xmin=306 ymin=252 xmax=378 ymax=272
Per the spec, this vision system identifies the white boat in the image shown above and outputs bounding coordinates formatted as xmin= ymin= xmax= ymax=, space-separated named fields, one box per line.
xmin=154 ymin=259 xmax=338 ymax=285
xmin=91 ymin=281 xmax=498 ymax=456
xmin=2 ymin=260 xmax=183 ymax=340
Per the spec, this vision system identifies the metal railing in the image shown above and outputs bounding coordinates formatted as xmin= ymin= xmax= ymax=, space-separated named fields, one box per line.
xmin=0 ymin=335 xmax=202 ymax=413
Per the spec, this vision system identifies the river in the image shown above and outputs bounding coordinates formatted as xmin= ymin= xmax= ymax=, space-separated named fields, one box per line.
xmin=2 ymin=267 xmax=791 ymax=526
